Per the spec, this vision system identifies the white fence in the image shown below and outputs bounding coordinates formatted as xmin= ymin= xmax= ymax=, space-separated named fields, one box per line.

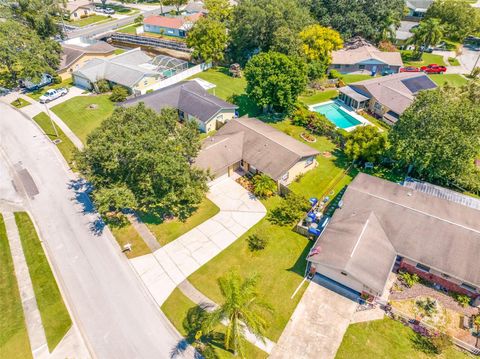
xmin=141 ymin=62 xmax=212 ymax=94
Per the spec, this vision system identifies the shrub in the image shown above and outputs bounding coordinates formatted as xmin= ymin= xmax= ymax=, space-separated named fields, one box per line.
xmin=146 ymin=89 xmax=154 ymax=94
xmin=134 ymin=14 xmax=144 ymax=24
xmin=291 ymin=105 xmax=335 ymax=137
xmin=452 ymin=293 xmax=471 ymax=307
xmin=247 ymin=233 xmax=268 ymax=251
xmin=268 ymin=193 xmax=310 ymax=226
xmin=109 ymin=85 xmax=129 ymax=102
xmin=430 ymin=333 xmax=452 ymax=354
xmin=252 ymin=174 xmax=277 ymax=198
xmin=80 ymin=14 xmax=89 ymax=19
xmin=469 ymin=66 xmax=480 ymax=79
xmin=95 ymin=79 xmax=110 ymax=93
xmin=399 ymin=272 xmax=420 ymax=288
xmin=328 ymin=69 xmax=343 ymax=80
xmin=416 ymin=297 xmax=437 ymax=317
xmin=52 ymin=74 xmax=62 ymax=84
xmin=378 ymin=40 xmax=397 ymax=52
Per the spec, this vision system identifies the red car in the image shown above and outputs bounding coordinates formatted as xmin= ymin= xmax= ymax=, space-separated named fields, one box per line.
xmin=420 ymin=64 xmax=447 ymax=74
xmin=400 ymin=66 xmax=420 ymax=72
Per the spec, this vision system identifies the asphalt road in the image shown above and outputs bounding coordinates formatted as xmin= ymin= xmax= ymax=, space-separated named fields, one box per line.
xmin=0 ymin=103 xmax=194 ymax=358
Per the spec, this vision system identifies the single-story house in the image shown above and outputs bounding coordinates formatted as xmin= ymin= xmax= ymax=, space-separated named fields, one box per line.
xmin=307 ymin=173 xmax=480 ymax=299
xmin=405 ymin=0 xmax=434 ymax=21
xmin=72 ymin=48 xmax=185 ymax=95
xmin=337 ymin=72 xmax=437 ymax=125
xmin=330 ymin=37 xmax=403 ymax=75
xmin=184 ymin=1 xmax=207 ymax=14
xmin=194 ymin=117 xmax=320 ymax=185
xmin=120 ymin=81 xmax=238 ymax=133
xmin=395 ymin=21 xmax=419 ymax=44
xmin=143 ymin=13 xmax=203 ymax=38
xmin=59 ymin=38 xmax=116 ymax=80
xmin=64 ymin=0 xmax=94 ymax=21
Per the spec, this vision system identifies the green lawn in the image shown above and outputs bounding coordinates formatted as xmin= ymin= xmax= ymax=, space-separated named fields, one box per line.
xmin=10 ymin=98 xmax=31 ymax=108
xmin=189 ymin=67 xmax=259 ymax=117
xmin=27 ymin=78 xmax=73 ymax=101
xmin=113 ymin=48 xmax=126 ymax=55
xmin=51 ymin=94 xmax=114 ymax=143
xmin=117 ymin=24 xmax=139 ymax=34
xmin=0 ymin=214 xmax=32 ymax=359
xmin=67 ymin=14 xmax=111 ymax=27
xmin=342 ymin=74 xmax=374 ymax=84
xmin=93 ymin=3 xmax=138 ymax=14
xmin=428 ymin=74 xmax=469 ymax=87
xmin=336 ymin=318 xmax=474 ymax=359
xmin=14 ymin=212 xmax=72 ymax=352
xmin=32 ymin=112 xmax=78 ymax=169
xmin=448 ymin=57 xmax=461 ymax=66
xmin=140 ymin=198 xmax=220 ymax=246
xmin=110 ymin=222 xmax=151 ymax=259
xmin=298 ymin=89 xmax=338 ymax=106
xmin=401 ymin=51 xmax=446 ymax=67
xmin=161 ymin=288 xmax=268 ymax=359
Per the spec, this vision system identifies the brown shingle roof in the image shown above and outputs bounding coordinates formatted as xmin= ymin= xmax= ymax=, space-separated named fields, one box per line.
xmin=332 ymin=44 xmax=403 ymax=67
xmin=309 ymin=173 xmax=480 ymax=292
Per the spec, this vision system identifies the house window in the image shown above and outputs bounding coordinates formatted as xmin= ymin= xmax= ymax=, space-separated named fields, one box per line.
xmin=359 ymin=65 xmax=365 ymax=70
xmin=415 ymin=263 xmax=430 ymax=272
xmin=305 ymin=157 xmax=314 ymax=167
xmin=461 ymin=283 xmax=477 ymax=292
xmin=374 ymin=102 xmax=382 ymax=111
xmin=334 ymin=64 xmax=341 ymax=69
xmin=282 ymin=172 xmax=289 ymax=181
xmin=74 ymin=12 xmax=78 ymax=17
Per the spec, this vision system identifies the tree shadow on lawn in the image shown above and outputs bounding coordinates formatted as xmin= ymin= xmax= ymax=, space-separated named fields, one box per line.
xmin=229 ymin=93 xmax=261 ymax=118
xmin=286 ymin=238 xmax=314 ymax=277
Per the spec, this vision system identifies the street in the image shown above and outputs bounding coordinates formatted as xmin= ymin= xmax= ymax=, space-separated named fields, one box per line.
xmin=0 ymin=103 xmax=194 ymax=358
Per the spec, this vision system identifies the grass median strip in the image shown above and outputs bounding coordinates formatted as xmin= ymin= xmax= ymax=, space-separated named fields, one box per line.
xmin=32 ymin=112 xmax=77 ymax=169
xmin=14 ymin=212 xmax=72 ymax=352
xmin=10 ymin=98 xmax=31 ymax=108
xmin=0 ymin=214 xmax=32 ymax=359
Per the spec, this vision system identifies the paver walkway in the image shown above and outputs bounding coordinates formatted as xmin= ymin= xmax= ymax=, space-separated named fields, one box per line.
xmin=270 ymin=282 xmax=357 ymax=359
xmin=130 ymin=177 xmax=266 ymax=306
xmin=3 ymin=212 xmax=49 ymax=359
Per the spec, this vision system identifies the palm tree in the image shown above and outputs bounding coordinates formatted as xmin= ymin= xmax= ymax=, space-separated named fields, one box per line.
xmin=411 ymin=18 xmax=444 ymax=56
xmin=252 ymin=174 xmax=277 ymax=198
xmin=204 ymin=271 xmax=272 ymax=358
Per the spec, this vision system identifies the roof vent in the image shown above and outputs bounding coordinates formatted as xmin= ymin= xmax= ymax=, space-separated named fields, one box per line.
xmin=407 ymin=192 xmax=413 ymax=196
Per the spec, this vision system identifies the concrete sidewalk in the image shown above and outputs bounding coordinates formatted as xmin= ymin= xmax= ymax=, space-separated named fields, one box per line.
xmin=130 ymin=177 xmax=266 ymax=306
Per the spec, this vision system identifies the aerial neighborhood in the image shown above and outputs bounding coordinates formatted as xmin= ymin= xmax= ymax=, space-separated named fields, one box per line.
xmin=1 ymin=0 xmax=480 ymax=359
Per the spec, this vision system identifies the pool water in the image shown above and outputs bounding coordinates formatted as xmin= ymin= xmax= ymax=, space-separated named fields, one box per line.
xmin=312 ymin=102 xmax=361 ymax=129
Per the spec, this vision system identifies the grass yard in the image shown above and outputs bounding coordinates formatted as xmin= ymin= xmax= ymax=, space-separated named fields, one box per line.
xmin=15 ymin=212 xmax=72 ymax=351
xmin=336 ymin=318 xmax=474 ymax=359
xmin=448 ymin=57 xmax=461 ymax=66
xmin=51 ymin=94 xmax=114 ymax=143
xmin=117 ymin=24 xmax=139 ymax=34
xmin=189 ymin=67 xmax=259 ymax=117
xmin=0 ymin=214 xmax=32 ymax=359
xmin=401 ymin=51 xmax=446 ymax=67
xmin=342 ymin=74 xmax=374 ymax=84
xmin=110 ymin=222 xmax=151 ymax=259
xmin=188 ymin=195 xmax=312 ymax=341
xmin=32 ymin=112 xmax=77 ymax=169
xmin=27 ymin=78 xmax=73 ymax=101
xmin=161 ymin=288 xmax=268 ymax=359
xmin=298 ymin=89 xmax=338 ymax=106
xmin=428 ymin=74 xmax=469 ymax=87
xmin=10 ymin=98 xmax=31 ymax=108
xmin=67 ymin=14 xmax=111 ymax=27
xmin=113 ymin=48 xmax=126 ymax=55
xmin=140 ymin=198 xmax=220 ymax=246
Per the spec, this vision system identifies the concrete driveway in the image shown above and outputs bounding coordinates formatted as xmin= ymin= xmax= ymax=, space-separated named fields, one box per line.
xmin=270 ymin=282 xmax=358 ymax=359
xmin=130 ymin=177 xmax=266 ymax=305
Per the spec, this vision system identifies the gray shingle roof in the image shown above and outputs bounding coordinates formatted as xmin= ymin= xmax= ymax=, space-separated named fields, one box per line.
xmin=121 ymin=81 xmax=237 ymax=123
xmin=195 ymin=117 xmax=320 ymax=180
xmin=309 ymin=173 xmax=480 ymax=293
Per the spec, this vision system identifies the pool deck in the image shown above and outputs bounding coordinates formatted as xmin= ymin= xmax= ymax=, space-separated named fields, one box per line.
xmin=309 ymin=100 xmax=374 ymax=132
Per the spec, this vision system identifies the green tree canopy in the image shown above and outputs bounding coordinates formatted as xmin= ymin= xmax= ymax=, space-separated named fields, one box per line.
xmin=0 ymin=20 xmax=61 ymax=87
xmin=410 ymin=18 xmax=444 ymax=54
xmin=389 ymin=84 xmax=480 ymax=193
xmin=425 ymin=0 xmax=480 ymax=41
xmin=244 ymin=52 xmax=307 ymax=112
xmin=228 ymin=0 xmax=313 ymax=64
xmin=309 ymin=0 xmax=404 ymax=42
xmin=270 ymin=26 xmax=304 ymax=58
xmin=344 ymin=125 xmax=389 ymax=163
xmin=77 ymin=104 xmax=209 ymax=219
xmin=187 ymin=18 xmax=228 ymax=64
xmin=204 ymin=0 xmax=232 ymax=23
xmin=164 ymin=0 xmax=187 ymax=13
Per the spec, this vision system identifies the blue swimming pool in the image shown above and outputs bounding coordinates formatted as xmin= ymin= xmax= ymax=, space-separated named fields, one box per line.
xmin=312 ymin=102 xmax=362 ymax=129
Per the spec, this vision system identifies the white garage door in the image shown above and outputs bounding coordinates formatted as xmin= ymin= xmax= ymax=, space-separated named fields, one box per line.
xmin=73 ymin=75 xmax=92 ymax=90
xmin=315 ymin=264 xmax=364 ymax=294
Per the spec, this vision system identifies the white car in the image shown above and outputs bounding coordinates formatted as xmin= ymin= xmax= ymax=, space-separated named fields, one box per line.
xmin=39 ymin=88 xmax=68 ymax=103
xmin=94 ymin=6 xmax=104 ymax=12
xmin=103 ymin=8 xmax=115 ymax=14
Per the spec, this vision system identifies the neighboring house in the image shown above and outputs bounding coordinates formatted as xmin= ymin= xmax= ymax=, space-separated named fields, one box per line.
xmin=64 ymin=0 xmax=94 ymax=21
xmin=184 ymin=1 xmax=207 ymax=14
xmin=194 ymin=117 xmax=320 ymax=186
xmin=395 ymin=21 xmax=419 ymax=45
xmin=72 ymin=48 xmax=188 ymax=95
xmin=120 ymin=81 xmax=238 ymax=133
xmin=307 ymin=173 xmax=480 ymax=300
xmin=405 ymin=0 xmax=434 ymax=21
xmin=330 ymin=37 xmax=403 ymax=75
xmin=337 ymin=72 xmax=437 ymax=125
xmin=143 ymin=13 xmax=203 ymax=38
xmin=59 ymin=38 xmax=116 ymax=80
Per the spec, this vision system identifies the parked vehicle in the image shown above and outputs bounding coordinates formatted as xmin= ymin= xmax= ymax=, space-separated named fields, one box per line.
xmin=103 ymin=8 xmax=115 ymax=14
xmin=94 ymin=6 xmax=104 ymax=12
xmin=20 ymin=74 xmax=53 ymax=92
xmin=420 ymin=64 xmax=447 ymax=74
xmin=39 ymin=88 xmax=68 ymax=103
xmin=400 ymin=66 xmax=421 ymax=73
